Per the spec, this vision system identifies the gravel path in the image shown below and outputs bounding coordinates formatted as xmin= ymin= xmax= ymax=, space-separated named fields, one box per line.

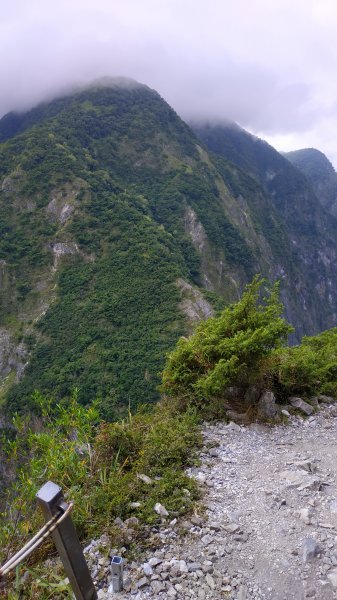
xmin=88 ymin=403 xmax=337 ymax=599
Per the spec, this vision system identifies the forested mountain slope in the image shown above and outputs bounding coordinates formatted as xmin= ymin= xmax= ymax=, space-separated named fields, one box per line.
xmin=192 ymin=121 xmax=337 ymax=335
xmin=285 ymin=147 xmax=337 ymax=217
xmin=0 ymin=80 xmax=337 ymax=416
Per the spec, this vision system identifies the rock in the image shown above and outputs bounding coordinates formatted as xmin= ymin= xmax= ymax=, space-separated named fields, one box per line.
xmin=282 ymin=409 xmax=290 ymax=417
xmin=226 ymin=410 xmax=249 ymax=424
xmin=298 ymin=508 xmax=313 ymax=525
xmin=257 ymin=390 xmax=278 ymax=419
xmin=289 ymin=397 xmax=314 ymax=415
xmin=124 ymin=517 xmax=139 ymax=528
xmin=151 ymin=580 xmax=166 ymax=593
xmin=225 ymin=421 xmax=241 ymax=432
xmin=201 ymin=534 xmax=214 ymax=545
xmin=209 ymin=447 xmax=219 ymax=457
xmin=244 ymin=386 xmax=261 ymax=406
xmin=154 ymin=503 xmax=169 ymax=517
xmin=205 ymin=573 xmax=215 ymax=589
xmin=149 ymin=557 xmax=162 ymax=567
xmin=142 ymin=562 xmax=153 ymax=576
xmin=238 ymin=585 xmax=248 ymax=600
xmin=317 ymin=395 xmax=335 ymax=404
xmin=187 ymin=562 xmax=202 ymax=572
xmin=327 ymin=568 xmax=337 ymax=588
xmin=224 ymin=523 xmax=240 ymax=534
xmin=303 ymin=537 xmax=321 ymax=562
xmin=137 ymin=473 xmax=154 ymax=485
xmin=130 ymin=502 xmax=142 ymax=509
xmin=295 ymin=460 xmax=317 ymax=473
xmin=137 ymin=576 xmax=149 ymax=588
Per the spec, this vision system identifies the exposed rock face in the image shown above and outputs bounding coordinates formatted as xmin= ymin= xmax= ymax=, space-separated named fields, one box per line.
xmin=51 ymin=241 xmax=79 ymax=267
xmin=46 ymin=183 xmax=84 ymax=224
xmin=176 ymin=278 xmax=214 ymax=325
xmin=285 ymin=148 xmax=337 ymax=218
xmin=192 ymin=121 xmax=337 ymax=337
xmin=0 ymin=328 xmax=27 ymax=383
xmin=184 ymin=206 xmax=207 ymax=254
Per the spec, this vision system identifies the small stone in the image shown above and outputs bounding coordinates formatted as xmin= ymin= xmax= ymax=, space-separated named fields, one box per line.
xmin=179 ymin=560 xmax=188 ymax=573
xmin=142 ymin=563 xmax=153 ymax=576
xmin=149 ymin=557 xmax=162 ymax=567
xmin=130 ymin=502 xmax=142 ymax=509
xmin=206 ymin=573 xmax=215 ymax=589
xmin=137 ymin=576 xmax=148 ymax=588
xmin=187 ymin=562 xmax=202 ymax=572
xmin=124 ymin=517 xmax=139 ymax=528
xmin=224 ymin=523 xmax=240 ymax=534
xmin=327 ymin=568 xmax=337 ymax=588
xmin=151 ymin=580 xmax=166 ymax=594
xmin=303 ymin=537 xmax=321 ymax=562
xmin=289 ymin=397 xmax=314 ymax=416
xmin=238 ymin=585 xmax=248 ymax=600
xmin=137 ymin=473 xmax=154 ymax=485
xmin=201 ymin=534 xmax=214 ymax=545
xmin=317 ymin=395 xmax=335 ymax=404
xmin=154 ymin=503 xmax=169 ymax=517
xmin=298 ymin=508 xmax=313 ymax=525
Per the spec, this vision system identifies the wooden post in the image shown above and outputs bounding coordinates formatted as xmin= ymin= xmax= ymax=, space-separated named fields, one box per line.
xmin=36 ymin=481 xmax=97 ymax=600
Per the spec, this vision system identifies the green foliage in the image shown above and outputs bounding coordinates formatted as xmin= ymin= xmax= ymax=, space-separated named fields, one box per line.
xmin=0 ymin=392 xmax=201 ymax=598
xmin=0 ymin=83 xmax=258 ymax=415
xmin=273 ymin=327 xmax=337 ymax=398
xmin=162 ymin=276 xmax=293 ymax=412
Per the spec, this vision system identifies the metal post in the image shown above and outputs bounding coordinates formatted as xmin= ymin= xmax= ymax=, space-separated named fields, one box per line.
xmin=36 ymin=481 xmax=97 ymax=600
xmin=110 ymin=556 xmax=123 ymax=592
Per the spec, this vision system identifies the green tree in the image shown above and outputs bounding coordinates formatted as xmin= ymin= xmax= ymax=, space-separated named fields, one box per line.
xmin=161 ymin=276 xmax=293 ymax=411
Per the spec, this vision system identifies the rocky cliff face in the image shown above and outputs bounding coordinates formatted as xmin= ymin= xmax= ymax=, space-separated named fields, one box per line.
xmin=285 ymin=147 xmax=337 ymax=218
xmin=192 ymin=122 xmax=337 ymax=336
xmin=1 ymin=82 xmax=337 ymax=414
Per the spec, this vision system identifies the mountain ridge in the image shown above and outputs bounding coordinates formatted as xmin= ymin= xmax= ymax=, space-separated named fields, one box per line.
xmin=1 ymin=80 xmax=337 ymax=414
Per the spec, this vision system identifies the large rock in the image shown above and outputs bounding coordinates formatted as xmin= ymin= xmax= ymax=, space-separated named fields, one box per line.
xmin=289 ymin=397 xmax=314 ymax=415
xmin=257 ymin=390 xmax=278 ymax=420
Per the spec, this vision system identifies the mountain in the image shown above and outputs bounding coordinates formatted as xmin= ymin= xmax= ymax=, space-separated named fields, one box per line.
xmin=191 ymin=121 xmax=337 ymax=331
xmin=284 ymin=148 xmax=337 ymax=217
xmin=0 ymin=81 xmax=337 ymax=416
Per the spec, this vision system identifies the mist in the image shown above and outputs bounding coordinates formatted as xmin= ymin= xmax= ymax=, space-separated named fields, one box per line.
xmin=2 ymin=0 xmax=337 ymax=165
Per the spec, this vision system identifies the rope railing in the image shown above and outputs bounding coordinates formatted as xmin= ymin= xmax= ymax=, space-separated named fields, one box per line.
xmin=0 ymin=502 xmax=74 ymax=577
xmin=1 ymin=481 xmax=97 ymax=600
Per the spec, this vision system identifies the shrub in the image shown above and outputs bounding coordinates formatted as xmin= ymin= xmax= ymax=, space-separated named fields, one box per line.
xmin=161 ymin=276 xmax=293 ymax=414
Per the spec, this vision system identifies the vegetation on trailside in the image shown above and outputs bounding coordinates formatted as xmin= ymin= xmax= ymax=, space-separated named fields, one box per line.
xmin=0 ymin=392 xmax=201 ymax=598
xmin=162 ymin=277 xmax=293 ymax=413
xmin=2 ymin=278 xmax=337 ymax=597
xmin=162 ymin=276 xmax=337 ymax=416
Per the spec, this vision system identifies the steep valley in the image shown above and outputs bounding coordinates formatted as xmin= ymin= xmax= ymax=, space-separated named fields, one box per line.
xmin=0 ymin=79 xmax=337 ymax=415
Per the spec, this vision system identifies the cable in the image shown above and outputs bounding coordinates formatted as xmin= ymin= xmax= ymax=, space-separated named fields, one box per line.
xmin=0 ymin=502 xmax=74 ymax=577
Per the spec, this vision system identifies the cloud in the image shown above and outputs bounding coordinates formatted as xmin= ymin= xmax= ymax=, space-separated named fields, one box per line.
xmin=1 ymin=0 xmax=337 ymax=165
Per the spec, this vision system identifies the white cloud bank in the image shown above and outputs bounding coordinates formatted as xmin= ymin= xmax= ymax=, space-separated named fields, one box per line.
xmin=1 ymin=0 xmax=337 ymax=165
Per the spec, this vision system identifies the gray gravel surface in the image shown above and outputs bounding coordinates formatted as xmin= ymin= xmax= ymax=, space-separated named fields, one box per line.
xmin=86 ymin=404 xmax=337 ymax=599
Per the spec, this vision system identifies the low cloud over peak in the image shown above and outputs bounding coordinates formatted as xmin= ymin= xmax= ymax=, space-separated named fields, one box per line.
xmin=2 ymin=0 xmax=337 ymax=165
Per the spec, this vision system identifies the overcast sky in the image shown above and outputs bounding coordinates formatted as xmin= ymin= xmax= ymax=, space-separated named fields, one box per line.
xmin=1 ymin=0 xmax=337 ymax=166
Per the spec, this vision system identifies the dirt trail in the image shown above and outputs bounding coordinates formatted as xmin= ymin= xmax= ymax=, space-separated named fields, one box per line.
xmin=89 ymin=403 xmax=337 ymax=599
